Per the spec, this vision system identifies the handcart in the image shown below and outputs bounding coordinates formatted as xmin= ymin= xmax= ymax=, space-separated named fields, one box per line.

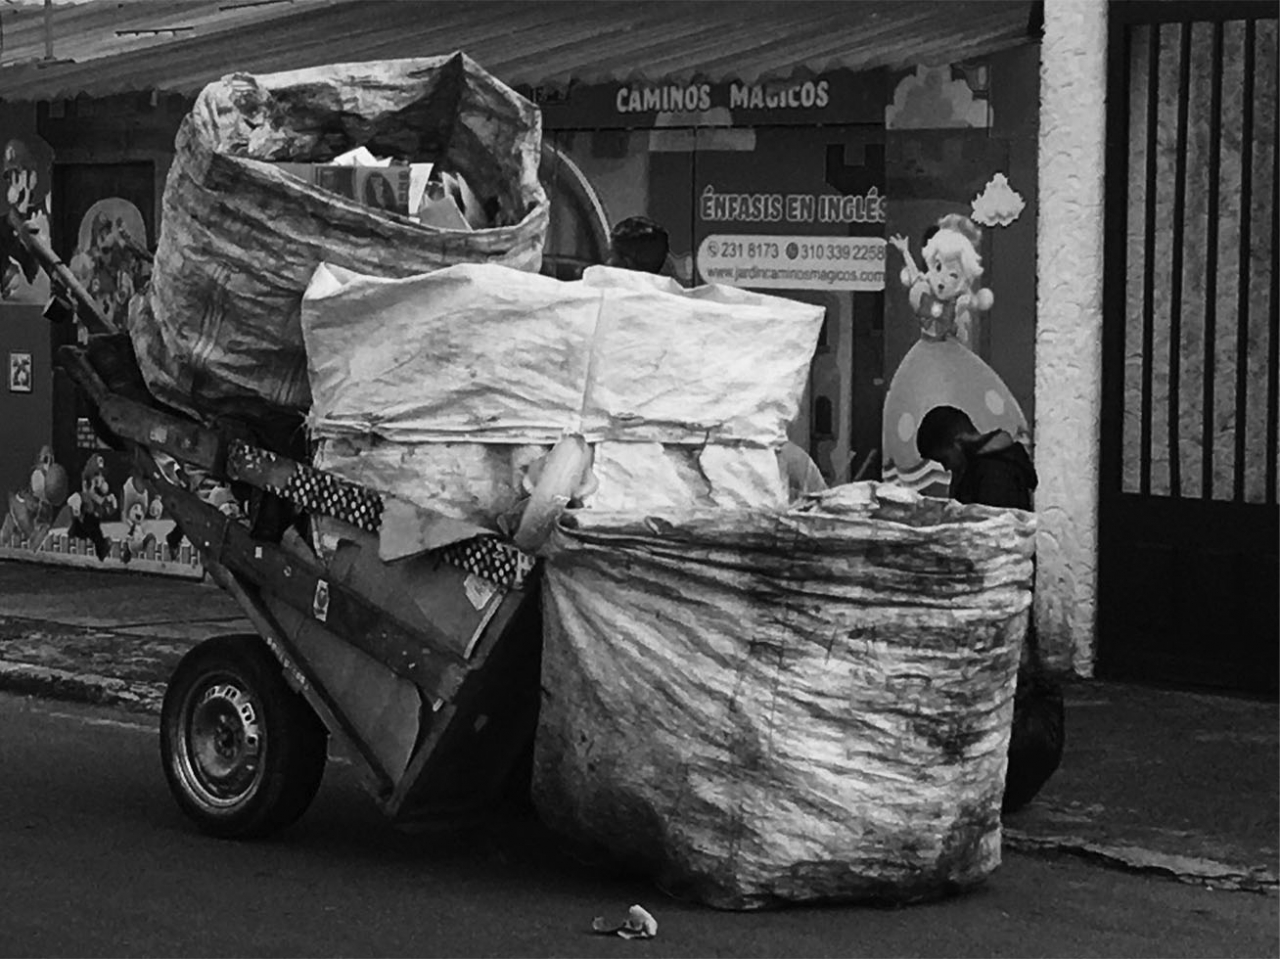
xmin=59 ymin=338 xmax=544 ymax=838
xmin=17 ymin=195 xmax=544 ymax=837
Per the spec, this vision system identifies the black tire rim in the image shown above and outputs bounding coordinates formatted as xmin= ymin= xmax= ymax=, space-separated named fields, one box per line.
xmin=174 ymin=672 xmax=266 ymax=811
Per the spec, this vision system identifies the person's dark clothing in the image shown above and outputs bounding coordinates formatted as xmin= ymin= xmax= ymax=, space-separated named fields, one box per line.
xmin=949 ymin=429 xmax=1037 ymax=510
xmin=946 ymin=429 xmax=1061 ymax=814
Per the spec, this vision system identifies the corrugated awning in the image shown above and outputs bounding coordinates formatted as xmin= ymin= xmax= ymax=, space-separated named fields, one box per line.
xmin=0 ymin=0 xmax=346 ymax=72
xmin=0 ymin=0 xmax=1039 ymax=103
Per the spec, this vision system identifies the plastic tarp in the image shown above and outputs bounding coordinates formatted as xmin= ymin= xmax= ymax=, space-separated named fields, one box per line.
xmin=302 ymin=262 xmax=822 ymax=526
xmin=129 ymin=53 xmax=547 ymax=423
xmin=532 ymin=482 xmax=1036 ymax=910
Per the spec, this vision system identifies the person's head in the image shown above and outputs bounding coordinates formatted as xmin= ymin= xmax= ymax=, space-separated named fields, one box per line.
xmin=916 ymin=405 xmax=978 ymax=472
xmin=608 ymin=216 xmax=669 ymax=274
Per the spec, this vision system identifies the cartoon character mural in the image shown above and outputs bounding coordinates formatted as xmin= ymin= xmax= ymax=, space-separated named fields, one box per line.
xmin=66 ymin=197 xmax=152 ymax=340
xmin=65 ymin=452 xmax=119 ymax=561
xmin=1 ymin=446 xmax=69 ymax=549
xmin=120 ymin=467 xmax=163 ymax=564
xmin=882 ymin=212 xmax=1029 ymax=492
xmin=1 ymin=442 xmax=197 ymax=566
xmin=0 ymin=137 xmax=53 ymax=304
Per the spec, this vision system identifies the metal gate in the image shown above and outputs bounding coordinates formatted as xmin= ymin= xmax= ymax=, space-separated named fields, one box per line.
xmin=1100 ymin=1 xmax=1278 ymax=694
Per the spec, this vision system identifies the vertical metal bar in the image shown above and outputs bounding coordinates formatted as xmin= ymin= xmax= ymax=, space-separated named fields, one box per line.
xmin=1267 ymin=92 xmax=1279 ymax=506
xmin=1168 ymin=23 xmax=1192 ymax=498
xmin=1202 ymin=21 xmax=1224 ymax=498
xmin=1234 ymin=19 xmax=1256 ymax=502
xmin=1140 ymin=23 xmax=1161 ymax=495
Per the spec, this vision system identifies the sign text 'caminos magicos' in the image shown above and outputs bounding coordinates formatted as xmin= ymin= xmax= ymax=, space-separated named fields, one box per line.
xmin=615 ymin=79 xmax=832 ymax=114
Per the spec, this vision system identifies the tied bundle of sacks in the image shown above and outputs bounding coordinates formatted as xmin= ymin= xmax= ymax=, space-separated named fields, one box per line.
xmin=299 ymin=263 xmax=827 ymax=557
xmin=128 ymin=52 xmax=547 ymax=447
xmin=297 ymin=261 xmax=1035 ymax=910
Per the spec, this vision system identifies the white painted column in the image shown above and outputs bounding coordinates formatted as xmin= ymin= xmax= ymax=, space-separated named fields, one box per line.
xmin=1035 ymin=0 xmax=1108 ymax=675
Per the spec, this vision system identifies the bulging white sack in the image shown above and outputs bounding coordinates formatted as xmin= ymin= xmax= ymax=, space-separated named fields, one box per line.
xmin=533 ymin=483 xmax=1036 ymax=910
xmin=301 ymin=262 xmax=821 ymax=523
xmin=302 ymin=262 xmax=824 ymax=446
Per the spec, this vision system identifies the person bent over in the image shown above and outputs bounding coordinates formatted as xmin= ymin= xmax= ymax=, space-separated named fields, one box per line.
xmin=916 ymin=404 xmax=1062 ymax=814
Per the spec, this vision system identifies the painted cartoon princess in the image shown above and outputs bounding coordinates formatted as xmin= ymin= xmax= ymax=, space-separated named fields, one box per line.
xmin=882 ymin=214 xmax=1030 ymax=492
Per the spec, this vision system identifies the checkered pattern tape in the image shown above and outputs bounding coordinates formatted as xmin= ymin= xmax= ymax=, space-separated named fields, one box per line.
xmin=439 ymin=537 xmax=536 ymax=589
xmin=233 ymin=445 xmax=533 ymax=585
xmin=281 ymin=463 xmax=385 ymax=533
xmin=236 ymin=444 xmax=385 ymax=533
xmin=233 ymin=444 xmax=276 ymax=479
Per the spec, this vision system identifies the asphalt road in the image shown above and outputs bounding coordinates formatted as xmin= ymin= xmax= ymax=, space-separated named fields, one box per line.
xmin=1 ymin=693 xmax=1276 ymax=959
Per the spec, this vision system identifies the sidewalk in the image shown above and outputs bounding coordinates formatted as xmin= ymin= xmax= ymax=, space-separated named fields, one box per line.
xmin=0 ymin=561 xmax=250 ymax=713
xmin=1 ymin=558 xmax=1275 ymax=896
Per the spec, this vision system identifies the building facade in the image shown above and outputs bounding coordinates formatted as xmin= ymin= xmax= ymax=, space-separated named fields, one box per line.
xmin=0 ymin=0 xmax=1274 ymax=693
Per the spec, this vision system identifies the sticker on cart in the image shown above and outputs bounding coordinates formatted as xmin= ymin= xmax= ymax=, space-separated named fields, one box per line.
xmin=463 ymin=572 xmax=498 ymax=610
xmin=312 ymin=579 xmax=331 ymax=622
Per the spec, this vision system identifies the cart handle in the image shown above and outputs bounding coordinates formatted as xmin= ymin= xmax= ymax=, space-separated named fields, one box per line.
xmin=7 ymin=208 xmax=116 ymax=336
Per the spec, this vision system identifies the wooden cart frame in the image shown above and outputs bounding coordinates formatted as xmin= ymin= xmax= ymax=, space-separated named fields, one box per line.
xmin=61 ymin=341 xmax=544 ymax=830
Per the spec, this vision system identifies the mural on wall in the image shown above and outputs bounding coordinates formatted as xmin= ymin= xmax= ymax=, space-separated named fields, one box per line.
xmin=971 ymin=172 xmax=1026 ymax=228
xmin=1 ymin=446 xmax=68 ymax=552
xmin=0 ymin=135 xmax=53 ymax=304
xmin=0 ymin=159 xmax=201 ymax=575
xmin=67 ymin=196 xmax=152 ymax=342
xmin=0 ymin=110 xmax=58 ymax=558
xmin=883 ymin=213 xmax=1029 ymax=492
xmin=885 ymin=63 xmax=992 ymax=131
xmin=0 ymin=435 xmax=203 ymax=572
xmin=880 ymin=50 xmax=1039 ymax=495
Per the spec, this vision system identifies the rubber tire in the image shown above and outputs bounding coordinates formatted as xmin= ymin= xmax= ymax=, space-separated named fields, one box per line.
xmin=160 ymin=634 xmax=328 ymax=839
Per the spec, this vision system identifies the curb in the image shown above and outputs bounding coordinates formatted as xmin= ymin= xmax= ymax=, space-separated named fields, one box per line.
xmin=1003 ymin=829 xmax=1280 ymax=895
xmin=0 ymin=659 xmax=165 ymax=714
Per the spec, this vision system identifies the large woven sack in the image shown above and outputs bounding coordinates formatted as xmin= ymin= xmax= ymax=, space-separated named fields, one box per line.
xmin=300 ymin=262 xmax=822 ymax=531
xmin=130 ymin=53 xmax=547 ymax=423
xmin=533 ymin=483 xmax=1036 ymax=910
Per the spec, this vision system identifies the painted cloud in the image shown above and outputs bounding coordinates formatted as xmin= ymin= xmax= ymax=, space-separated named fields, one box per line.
xmin=884 ymin=64 xmax=990 ymax=130
xmin=971 ymin=173 xmax=1026 ymax=227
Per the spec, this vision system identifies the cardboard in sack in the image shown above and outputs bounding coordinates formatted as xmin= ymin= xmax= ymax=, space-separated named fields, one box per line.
xmin=533 ymin=483 xmax=1036 ymax=910
xmin=274 ymin=162 xmax=414 ymax=216
xmin=129 ymin=52 xmax=547 ymax=425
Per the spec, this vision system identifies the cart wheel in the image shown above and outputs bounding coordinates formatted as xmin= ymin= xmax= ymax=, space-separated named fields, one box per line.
xmin=160 ymin=634 xmax=327 ymax=839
